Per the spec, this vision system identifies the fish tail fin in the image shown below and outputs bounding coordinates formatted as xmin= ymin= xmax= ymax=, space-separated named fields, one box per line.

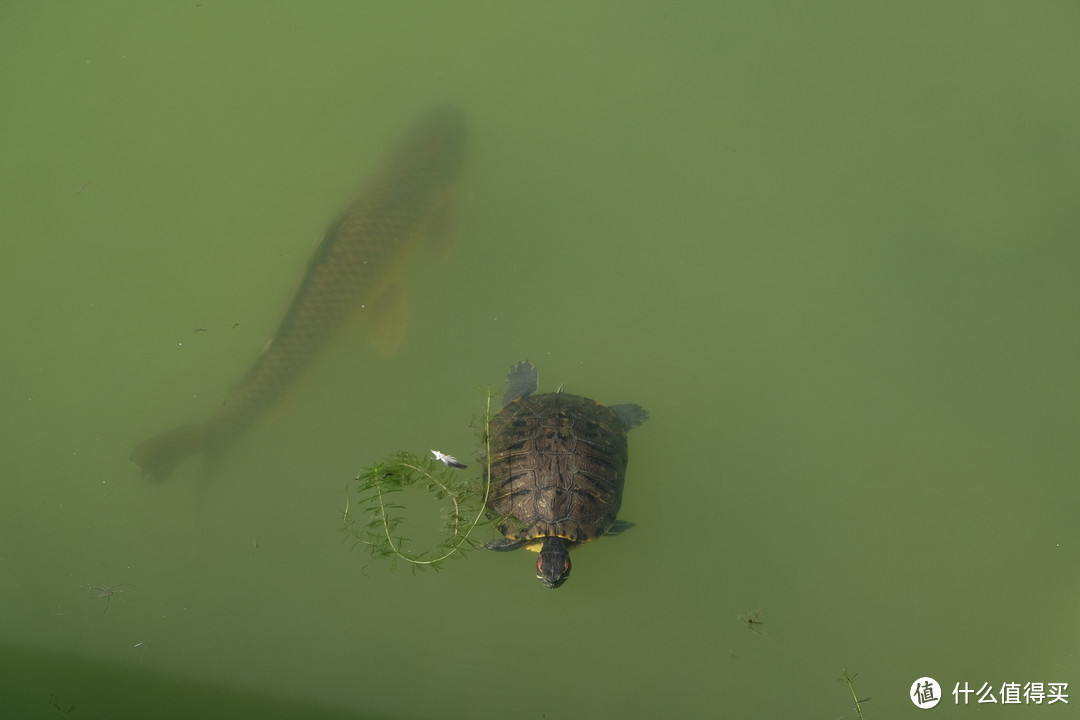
xmin=130 ymin=423 xmax=207 ymax=482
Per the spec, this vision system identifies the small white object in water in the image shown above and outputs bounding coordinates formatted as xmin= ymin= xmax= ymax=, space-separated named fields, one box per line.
xmin=431 ymin=449 xmax=467 ymax=469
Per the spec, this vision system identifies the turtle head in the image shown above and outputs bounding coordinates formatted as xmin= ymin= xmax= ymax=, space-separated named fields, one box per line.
xmin=537 ymin=537 xmax=571 ymax=589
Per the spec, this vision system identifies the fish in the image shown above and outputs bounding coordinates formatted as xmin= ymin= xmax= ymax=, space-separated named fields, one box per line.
xmin=131 ymin=104 xmax=467 ymax=481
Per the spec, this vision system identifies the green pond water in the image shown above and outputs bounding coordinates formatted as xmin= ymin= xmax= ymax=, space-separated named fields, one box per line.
xmin=2 ymin=2 xmax=1079 ymax=718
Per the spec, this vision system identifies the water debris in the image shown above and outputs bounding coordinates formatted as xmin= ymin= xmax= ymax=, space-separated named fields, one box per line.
xmin=737 ymin=609 xmax=766 ymax=635
xmin=431 ymin=449 xmax=467 ymax=469
xmin=90 ymin=583 xmax=130 ymax=613
xmin=48 ymin=693 xmax=75 ymax=715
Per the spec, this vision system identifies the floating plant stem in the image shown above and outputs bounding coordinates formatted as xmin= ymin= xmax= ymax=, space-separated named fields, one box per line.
xmin=343 ymin=388 xmax=496 ymax=570
xmin=839 ymin=669 xmax=868 ymax=719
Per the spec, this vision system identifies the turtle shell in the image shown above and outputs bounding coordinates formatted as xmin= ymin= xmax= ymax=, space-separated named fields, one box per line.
xmin=486 ymin=391 xmax=630 ymax=546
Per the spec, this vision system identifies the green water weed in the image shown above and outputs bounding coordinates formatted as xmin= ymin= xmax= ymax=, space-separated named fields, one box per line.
xmin=839 ymin=669 xmax=869 ymax=719
xmin=342 ymin=388 xmax=496 ymax=570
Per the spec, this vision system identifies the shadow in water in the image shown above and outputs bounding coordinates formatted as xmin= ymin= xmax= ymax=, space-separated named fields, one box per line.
xmin=0 ymin=641 xmax=389 ymax=720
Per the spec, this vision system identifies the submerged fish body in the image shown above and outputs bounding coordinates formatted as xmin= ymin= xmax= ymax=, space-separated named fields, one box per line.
xmin=131 ymin=105 xmax=467 ymax=481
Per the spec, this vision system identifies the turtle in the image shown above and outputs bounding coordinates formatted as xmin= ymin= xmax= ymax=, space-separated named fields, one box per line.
xmin=483 ymin=360 xmax=648 ymax=588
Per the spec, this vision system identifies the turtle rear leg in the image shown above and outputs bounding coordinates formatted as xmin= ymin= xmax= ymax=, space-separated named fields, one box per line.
xmin=611 ymin=404 xmax=649 ymax=430
xmin=502 ymin=361 xmax=539 ymax=406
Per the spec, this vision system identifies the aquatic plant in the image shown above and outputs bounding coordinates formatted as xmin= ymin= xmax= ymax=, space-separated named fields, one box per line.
xmin=839 ymin=669 xmax=868 ymax=719
xmin=342 ymin=389 xmax=496 ymax=570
